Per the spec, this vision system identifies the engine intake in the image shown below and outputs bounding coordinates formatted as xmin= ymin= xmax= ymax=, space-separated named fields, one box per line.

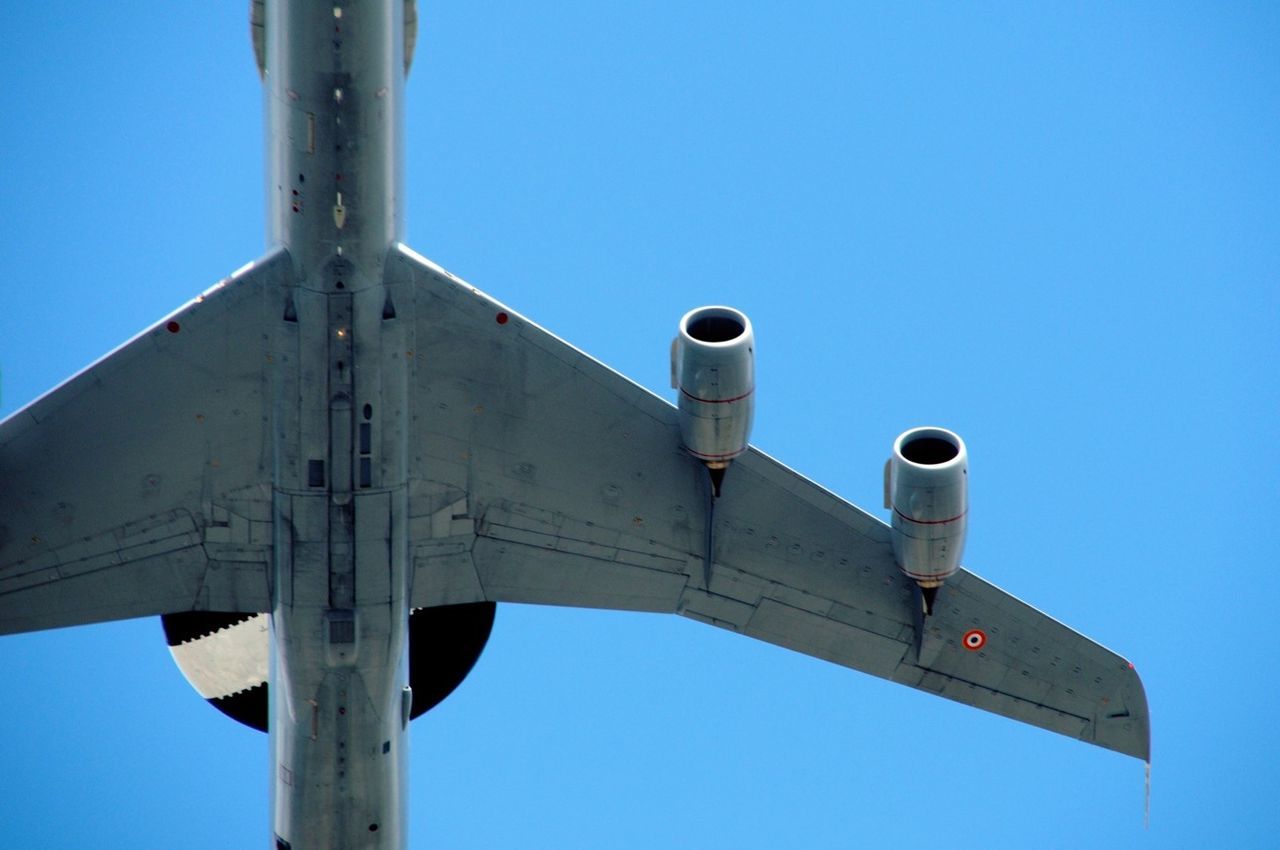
xmin=671 ymin=306 xmax=755 ymax=485
xmin=885 ymin=426 xmax=968 ymax=611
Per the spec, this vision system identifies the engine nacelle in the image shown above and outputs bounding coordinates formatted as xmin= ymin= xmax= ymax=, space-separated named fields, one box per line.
xmin=885 ymin=427 xmax=969 ymax=602
xmin=671 ymin=306 xmax=755 ymax=472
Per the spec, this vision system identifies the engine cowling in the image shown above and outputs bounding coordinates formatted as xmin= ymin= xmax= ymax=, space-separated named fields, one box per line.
xmin=671 ymin=306 xmax=755 ymax=473
xmin=885 ymin=426 xmax=968 ymax=607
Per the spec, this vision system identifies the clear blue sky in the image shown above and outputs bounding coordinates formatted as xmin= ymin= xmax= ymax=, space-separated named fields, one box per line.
xmin=2 ymin=3 xmax=1277 ymax=847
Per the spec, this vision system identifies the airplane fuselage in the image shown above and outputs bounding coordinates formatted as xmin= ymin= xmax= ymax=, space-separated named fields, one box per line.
xmin=266 ymin=1 xmax=411 ymax=846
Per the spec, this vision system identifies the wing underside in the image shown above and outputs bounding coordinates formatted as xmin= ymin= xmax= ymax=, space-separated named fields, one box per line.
xmin=0 ymin=252 xmax=290 ymax=634
xmin=390 ymin=244 xmax=1149 ymax=760
xmin=0 ymin=242 xmax=1148 ymax=761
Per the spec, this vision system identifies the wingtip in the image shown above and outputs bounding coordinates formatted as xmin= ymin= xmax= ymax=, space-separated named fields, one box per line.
xmin=1096 ymin=657 xmax=1151 ymax=762
xmin=1127 ymin=659 xmax=1152 ymax=763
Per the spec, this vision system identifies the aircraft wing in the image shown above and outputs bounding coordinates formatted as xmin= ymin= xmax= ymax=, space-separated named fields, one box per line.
xmin=393 ymin=245 xmax=1150 ymax=761
xmin=0 ymin=252 xmax=290 ymax=635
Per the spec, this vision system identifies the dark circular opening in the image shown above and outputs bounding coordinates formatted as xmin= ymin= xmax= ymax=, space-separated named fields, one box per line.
xmin=369 ymin=824 xmax=379 ymax=833
xmin=363 ymin=403 xmax=373 ymax=420
xmin=687 ymin=314 xmax=743 ymax=343
xmin=901 ymin=436 xmax=958 ymax=465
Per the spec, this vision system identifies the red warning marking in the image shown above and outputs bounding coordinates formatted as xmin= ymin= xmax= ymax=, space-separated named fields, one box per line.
xmin=962 ymin=629 xmax=986 ymax=651
xmin=678 ymin=385 xmax=756 ymax=405
xmin=166 ymin=321 xmax=181 ymax=334
xmin=893 ymin=507 xmax=968 ymax=526
xmin=495 ymin=312 xmax=509 ymax=325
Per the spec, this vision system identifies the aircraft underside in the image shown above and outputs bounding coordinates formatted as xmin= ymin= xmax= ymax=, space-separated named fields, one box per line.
xmin=0 ymin=2 xmax=1148 ymax=848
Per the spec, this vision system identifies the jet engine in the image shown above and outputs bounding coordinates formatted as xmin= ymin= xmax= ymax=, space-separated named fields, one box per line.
xmin=884 ymin=426 xmax=968 ymax=613
xmin=671 ymin=306 xmax=755 ymax=494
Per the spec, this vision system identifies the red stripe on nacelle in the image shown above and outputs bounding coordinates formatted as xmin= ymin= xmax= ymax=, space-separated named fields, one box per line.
xmin=892 ymin=507 xmax=967 ymax=526
xmin=678 ymin=386 xmax=755 ymax=405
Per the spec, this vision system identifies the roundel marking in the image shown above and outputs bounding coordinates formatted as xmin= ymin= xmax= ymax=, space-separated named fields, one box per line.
xmin=962 ymin=628 xmax=987 ymax=651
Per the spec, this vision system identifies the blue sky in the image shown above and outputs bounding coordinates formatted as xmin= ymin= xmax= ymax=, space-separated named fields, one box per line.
xmin=2 ymin=2 xmax=1277 ymax=847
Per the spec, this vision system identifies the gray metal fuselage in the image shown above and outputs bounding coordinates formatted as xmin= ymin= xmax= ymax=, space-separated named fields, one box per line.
xmin=266 ymin=1 xmax=410 ymax=846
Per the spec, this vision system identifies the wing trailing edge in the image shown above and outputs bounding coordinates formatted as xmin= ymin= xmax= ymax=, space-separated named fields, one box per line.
xmin=0 ymin=251 xmax=293 ymax=635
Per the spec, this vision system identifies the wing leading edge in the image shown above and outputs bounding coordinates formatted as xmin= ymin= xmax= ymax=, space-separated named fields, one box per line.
xmin=0 ymin=242 xmax=1149 ymax=761
xmin=393 ymin=244 xmax=1149 ymax=761
xmin=0 ymin=251 xmax=291 ymax=635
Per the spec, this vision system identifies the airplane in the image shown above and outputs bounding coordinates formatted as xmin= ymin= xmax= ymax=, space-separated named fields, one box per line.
xmin=0 ymin=2 xmax=1149 ymax=848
